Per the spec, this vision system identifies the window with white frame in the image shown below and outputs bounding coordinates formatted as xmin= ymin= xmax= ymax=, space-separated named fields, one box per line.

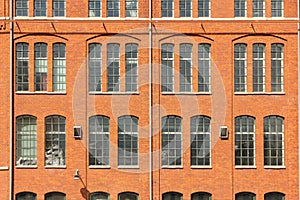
xmin=264 ymin=116 xmax=284 ymax=166
xmin=53 ymin=0 xmax=65 ymax=17
xmin=45 ymin=192 xmax=66 ymax=200
xmin=234 ymin=44 xmax=247 ymax=92
xmin=162 ymin=116 xmax=182 ymax=167
xmin=235 ymin=192 xmax=256 ymax=200
xmin=16 ymin=116 xmax=37 ymax=166
xmin=190 ymin=116 xmax=211 ymax=166
xmin=253 ymin=43 xmax=265 ymax=92
xmin=45 ymin=116 xmax=66 ymax=166
xmin=16 ymin=0 xmax=28 ymax=17
xmin=34 ymin=43 xmax=48 ymax=91
xmin=125 ymin=43 xmax=138 ymax=92
xmin=271 ymin=43 xmax=284 ymax=92
xmin=198 ymin=0 xmax=210 ymax=17
xmin=180 ymin=0 xmax=192 ymax=17
xmin=89 ymin=43 xmax=102 ymax=92
xmin=271 ymin=0 xmax=284 ymax=17
xmin=191 ymin=192 xmax=212 ymax=200
xmin=107 ymin=0 xmax=120 ymax=17
xmin=89 ymin=115 xmax=110 ymax=166
xmin=264 ymin=192 xmax=285 ymax=200
xmin=16 ymin=192 xmax=37 ymax=200
xmin=107 ymin=43 xmax=120 ymax=91
xmin=34 ymin=0 xmax=47 ymax=17
xmin=89 ymin=0 xmax=102 ymax=17
xmin=235 ymin=116 xmax=255 ymax=166
xmin=234 ymin=0 xmax=247 ymax=17
xmin=118 ymin=116 xmax=138 ymax=167
xmin=180 ymin=43 xmax=192 ymax=92
xmin=161 ymin=43 xmax=174 ymax=92
xmin=53 ymin=43 xmax=66 ymax=92
xmin=253 ymin=0 xmax=265 ymax=17
xmin=16 ymin=43 xmax=29 ymax=91
xmin=198 ymin=44 xmax=211 ymax=92
xmin=90 ymin=192 xmax=110 ymax=200
xmin=162 ymin=192 xmax=183 ymax=200
xmin=118 ymin=192 xmax=139 ymax=200
xmin=126 ymin=0 xmax=138 ymax=17
xmin=161 ymin=0 xmax=174 ymax=17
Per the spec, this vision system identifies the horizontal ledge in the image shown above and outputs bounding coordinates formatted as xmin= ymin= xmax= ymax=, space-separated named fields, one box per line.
xmin=0 ymin=166 xmax=9 ymax=170
xmin=89 ymin=92 xmax=139 ymax=95
xmin=16 ymin=165 xmax=37 ymax=169
xmin=89 ymin=165 xmax=111 ymax=169
xmin=234 ymin=92 xmax=285 ymax=95
xmin=118 ymin=166 xmax=140 ymax=169
xmin=264 ymin=166 xmax=286 ymax=169
xmin=162 ymin=92 xmax=211 ymax=95
xmin=235 ymin=166 xmax=257 ymax=169
xmin=16 ymin=92 xmax=67 ymax=95
xmin=44 ymin=165 xmax=67 ymax=169
xmin=162 ymin=166 xmax=183 ymax=169
xmin=190 ymin=166 xmax=212 ymax=169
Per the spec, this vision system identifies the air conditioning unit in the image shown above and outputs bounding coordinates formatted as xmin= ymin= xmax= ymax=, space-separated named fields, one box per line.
xmin=73 ymin=126 xmax=82 ymax=139
xmin=219 ymin=126 xmax=228 ymax=139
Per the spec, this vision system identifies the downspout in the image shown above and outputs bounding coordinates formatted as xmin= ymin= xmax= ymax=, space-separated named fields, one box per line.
xmin=298 ymin=0 xmax=300 ymax=198
xmin=149 ymin=0 xmax=153 ymax=199
xmin=9 ymin=0 xmax=14 ymax=199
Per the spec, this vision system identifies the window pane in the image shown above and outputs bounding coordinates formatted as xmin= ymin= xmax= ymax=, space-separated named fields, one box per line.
xmin=161 ymin=44 xmax=174 ymax=92
xmin=252 ymin=44 xmax=265 ymax=92
xmin=16 ymin=0 xmax=28 ymax=16
xmin=198 ymin=44 xmax=211 ymax=92
xmin=45 ymin=192 xmax=66 ymax=200
xmin=107 ymin=43 xmax=120 ymax=91
xmin=161 ymin=0 xmax=174 ymax=17
xmin=53 ymin=0 xmax=65 ymax=17
xmin=16 ymin=192 xmax=37 ymax=200
xmin=180 ymin=0 xmax=192 ymax=17
xmin=125 ymin=43 xmax=138 ymax=91
xmin=271 ymin=44 xmax=284 ymax=92
xmin=271 ymin=0 xmax=284 ymax=17
xmin=16 ymin=43 xmax=29 ymax=91
xmin=198 ymin=0 xmax=210 ymax=17
xmin=253 ymin=0 xmax=265 ymax=17
xmin=34 ymin=43 xmax=48 ymax=91
xmin=89 ymin=0 xmax=102 ymax=17
xmin=53 ymin=43 xmax=66 ymax=92
xmin=126 ymin=0 xmax=138 ymax=17
xmin=162 ymin=192 xmax=183 ymax=200
xmin=234 ymin=44 xmax=247 ymax=92
xmin=234 ymin=0 xmax=247 ymax=17
xmin=107 ymin=0 xmax=120 ymax=17
xmin=89 ymin=43 xmax=102 ymax=91
xmin=34 ymin=0 xmax=47 ymax=16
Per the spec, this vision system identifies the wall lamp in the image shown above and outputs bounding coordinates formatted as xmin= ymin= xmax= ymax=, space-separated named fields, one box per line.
xmin=74 ymin=169 xmax=80 ymax=180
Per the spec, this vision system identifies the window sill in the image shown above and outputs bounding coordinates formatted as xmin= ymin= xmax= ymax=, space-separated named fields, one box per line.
xmin=89 ymin=165 xmax=111 ymax=169
xmin=89 ymin=92 xmax=139 ymax=95
xmin=118 ymin=165 xmax=139 ymax=169
xmin=16 ymin=91 xmax=67 ymax=95
xmin=161 ymin=92 xmax=211 ymax=95
xmin=191 ymin=165 xmax=212 ymax=169
xmin=264 ymin=166 xmax=286 ymax=169
xmin=162 ymin=166 xmax=183 ymax=169
xmin=0 ymin=166 xmax=9 ymax=170
xmin=16 ymin=165 xmax=37 ymax=169
xmin=45 ymin=165 xmax=66 ymax=169
xmin=235 ymin=166 xmax=257 ymax=169
xmin=234 ymin=92 xmax=285 ymax=95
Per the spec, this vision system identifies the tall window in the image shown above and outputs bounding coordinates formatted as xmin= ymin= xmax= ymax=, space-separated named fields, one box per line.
xmin=90 ymin=192 xmax=109 ymax=200
xmin=162 ymin=192 xmax=183 ymax=200
xmin=264 ymin=192 xmax=285 ymax=200
xmin=253 ymin=0 xmax=265 ymax=17
xmin=180 ymin=0 xmax=192 ymax=17
xmin=34 ymin=43 xmax=48 ymax=91
xmin=45 ymin=116 xmax=66 ymax=166
xmin=16 ymin=43 xmax=29 ymax=91
xmin=198 ymin=0 xmax=210 ymax=17
xmin=107 ymin=43 xmax=120 ymax=91
xmin=180 ymin=43 xmax=192 ymax=92
xmin=198 ymin=44 xmax=211 ymax=92
xmin=253 ymin=44 xmax=265 ymax=92
xmin=264 ymin=116 xmax=284 ymax=166
xmin=118 ymin=192 xmax=139 ymax=200
xmin=16 ymin=0 xmax=28 ymax=16
xmin=34 ymin=0 xmax=47 ymax=16
xmin=16 ymin=116 xmax=37 ymax=166
xmin=53 ymin=43 xmax=66 ymax=92
xmin=118 ymin=116 xmax=139 ymax=167
xmin=234 ymin=0 xmax=247 ymax=17
xmin=89 ymin=43 xmax=102 ymax=92
xmin=107 ymin=0 xmax=120 ymax=17
xmin=236 ymin=192 xmax=256 ymax=200
xmin=126 ymin=0 xmax=138 ymax=17
xmin=191 ymin=192 xmax=212 ymax=200
xmin=161 ymin=0 xmax=174 ymax=17
xmin=271 ymin=0 xmax=284 ymax=17
xmin=89 ymin=0 xmax=102 ymax=17
xmin=162 ymin=116 xmax=182 ymax=167
xmin=161 ymin=43 xmax=174 ymax=92
xmin=271 ymin=43 xmax=284 ymax=92
xmin=234 ymin=44 xmax=247 ymax=92
xmin=235 ymin=116 xmax=255 ymax=166
xmin=53 ymin=0 xmax=66 ymax=17
xmin=89 ymin=116 xmax=110 ymax=166
xmin=125 ymin=43 xmax=138 ymax=92
xmin=190 ymin=116 xmax=211 ymax=166
xmin=45 ymin=192 xmax=66 ymax=200
xmin=16 ymin=192 xmax=37 ymax=200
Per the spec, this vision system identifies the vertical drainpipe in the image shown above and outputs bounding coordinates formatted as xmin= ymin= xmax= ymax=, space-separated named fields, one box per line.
xmin=298 ymin=0 xmax=300 ymax=199
xmin=9 ymin=0 xmax=14 ymax=199
xmin=149 ymin=0 xmax=153 ymax=199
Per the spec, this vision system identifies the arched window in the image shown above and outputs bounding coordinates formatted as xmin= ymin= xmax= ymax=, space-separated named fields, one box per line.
xmin=125 ymin=43 xmax=138 ymax=92
xmin=118 ymin=192 xmax=139 ymax=200
xmin=161 ymin=43 xmax=174 ymax=92
xmin=235 ymin=192 xmax=256 ymax=200
xmin=234 ymin=43 xmax=247 ymax=92
xmin=53 ymin=43 xmax=66 ymax=92
xmin=271 ymin=43 xmax=284 ymax=92
xmin=252 ymin=43 xmax=266 ymax=92
xmin=118 ymin=116 xmax=139 ymax=166
xmin=162 ymin=192 xmax=183 ymax=200
xmin=107 ymin=43 xmax=120 ymax=92
xmin=90 ymin=192 xmax=109 ymax=200
xmin=34 ymin=42 xmax=48 ymax=91
xmin=16 ymin=42 xmax=29 ymax=91
xmin=162 ymin=116 xmax=182 ymax=167
xmin=264 ymin=116 xmax=284 ymax=166
xmin=180 ymin=43 xmax=193 ymax=92
xmin=45 ymin=192 xmax=66 ymax=200
xmin=264 ymin=192 xmax=285 ymax=200
xmin=16 ymin=115 xmax=37 ymax=166
xmin=235 ymin=116 xmax=255 ymax=166
xmin=198 ymin=44 xmax=211 ymax=92
xmin=16 ymin=192 xmax=37 ymax=200
xmin=89 ymin=43 xmax=102 ymax=92
xmin=190 ymin=116 xmax=211 ymax=166
xmin=89 ymin=115 xmax=110 ymax=166
xmin=45 ymin=116 xmax=66 ymax=166
xmin=191 ymin=192 xmax=212 ymax=200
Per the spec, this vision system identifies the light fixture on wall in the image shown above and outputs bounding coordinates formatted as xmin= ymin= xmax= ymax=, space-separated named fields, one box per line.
xmin=74 ymin=169 xmax=80 ymax=180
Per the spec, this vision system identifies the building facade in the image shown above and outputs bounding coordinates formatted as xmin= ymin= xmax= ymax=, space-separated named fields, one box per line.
xmin=0 ymin=0 xmax=299 ymax=199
